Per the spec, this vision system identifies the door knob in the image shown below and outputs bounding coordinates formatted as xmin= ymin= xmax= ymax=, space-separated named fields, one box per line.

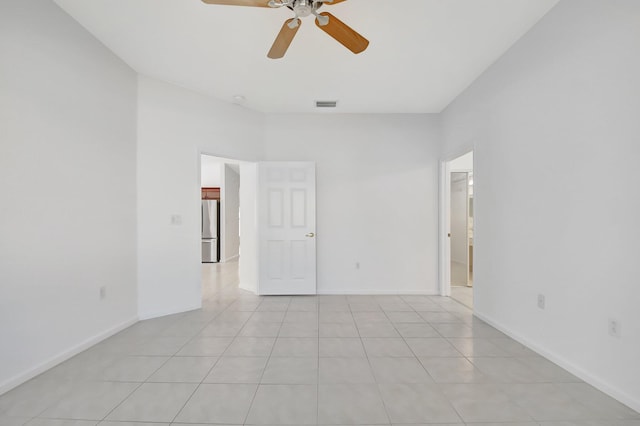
xmin=306 ymin=232 xmax=315 ymax=238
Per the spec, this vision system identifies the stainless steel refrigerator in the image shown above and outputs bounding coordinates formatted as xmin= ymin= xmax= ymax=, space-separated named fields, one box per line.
xmin=202 ymin=200 xmax=219 ymax=263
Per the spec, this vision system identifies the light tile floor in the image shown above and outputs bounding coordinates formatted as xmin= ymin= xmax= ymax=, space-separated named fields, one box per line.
xmin=1 ymin=262 xmax=639 ymax=426
xmin=451 ymin=285 xmax=473 ymax=310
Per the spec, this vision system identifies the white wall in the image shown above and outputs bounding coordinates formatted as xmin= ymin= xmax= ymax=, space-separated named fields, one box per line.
xmin=0 ymin=0 xmax=137 ymax=393
xmin=264 ymin=114 xmax=441 ymax=294
xmin=441 ymin=0 xmax=640 ymax=411
xmin=222 ymin=164 xmax=241 ymax=262
xmin=449 ymin=151 xmax=473 ymax=171
xmin=200 ymin=156 xmax=222 ymax=187
xmin=137 ymin=76 xmax=263 ymax=319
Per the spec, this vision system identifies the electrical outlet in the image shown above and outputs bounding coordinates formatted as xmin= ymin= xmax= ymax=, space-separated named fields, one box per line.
xmin=100 ymin=286 xmax=106 ymax=300
xmin=537 ymin=294 xmax=545 ymax=309
xmin=170 ymin=214 xmax=182 ymax=225
xmin=608 ymin=319 xmax=620 ymax=338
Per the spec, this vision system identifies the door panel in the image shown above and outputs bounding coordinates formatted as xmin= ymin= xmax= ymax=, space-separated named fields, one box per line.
xmin=258 ymin=162 xmax=316 ymax=295
xmin=291 ymin=189 xmax=307 ymax=227
xmin=267 ymin=189 xmax=284 ymax=227
xmin=290 ymin=240 xmax=307 ymax=279
xmin=450 ymin=172 xmax=469 ymax=286
xmin=267 ymin=240 xmax=285 ymax=279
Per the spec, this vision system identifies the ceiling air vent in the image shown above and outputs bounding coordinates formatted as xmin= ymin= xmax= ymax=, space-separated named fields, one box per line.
xmin=315 ymin=100 xmax=338 ymax=108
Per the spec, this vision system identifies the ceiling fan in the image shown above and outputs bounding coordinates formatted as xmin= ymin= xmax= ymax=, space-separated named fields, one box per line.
xmin=201 ymin=0 xmax=369 ymax=59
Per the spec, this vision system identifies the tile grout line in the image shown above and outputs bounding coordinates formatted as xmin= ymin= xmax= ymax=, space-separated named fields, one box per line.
xmin=241 ymin=296 xmax=291 ymax=425
xmin=167 ymin=293 xmax=255 ymax=424
xmin=99 ymin=278 xmax=240 ymax=424
xmin=350 ymin=297 xmax=392 ymax=426
xmin=389 ymin=295 xmax=468 ymax=425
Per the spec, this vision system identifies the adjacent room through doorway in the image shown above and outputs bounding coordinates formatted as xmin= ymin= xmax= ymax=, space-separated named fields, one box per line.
xmin=200 ymin=154 xmax=242 ymax=299
xmin=447 ymin=151 xmax=474 ymax=308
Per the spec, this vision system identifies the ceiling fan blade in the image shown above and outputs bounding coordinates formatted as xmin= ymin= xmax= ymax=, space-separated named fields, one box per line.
xmin=201 ymin=0 xmax=270 ymax=7
xmin=268 ymin=19 xmax=301 ymax=59
xmin=319 ymin=0 xmax=348 ymax=5
xmin=315 ymin=12 xmax=368 ymax=54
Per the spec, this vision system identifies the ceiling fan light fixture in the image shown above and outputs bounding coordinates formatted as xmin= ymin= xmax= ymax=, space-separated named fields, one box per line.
xmin=293 ymin=0 xmax=313 ymax=17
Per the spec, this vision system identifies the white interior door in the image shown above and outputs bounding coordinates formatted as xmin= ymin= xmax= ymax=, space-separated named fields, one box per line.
xmin=450 ymin=172 xmax=469 ymax=286
xmin=258 ymin=162 xmax=316 ymax=295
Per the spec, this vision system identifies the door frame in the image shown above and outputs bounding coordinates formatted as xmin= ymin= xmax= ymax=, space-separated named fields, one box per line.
xmin=439 ymin=148 xmax=475 ymax=297
xmin=198 ymin=151 xmax=257 ymax=294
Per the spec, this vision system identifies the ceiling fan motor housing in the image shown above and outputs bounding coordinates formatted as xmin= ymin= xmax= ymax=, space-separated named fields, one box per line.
xmin=293 ymin=0 xmax=313 ymax=17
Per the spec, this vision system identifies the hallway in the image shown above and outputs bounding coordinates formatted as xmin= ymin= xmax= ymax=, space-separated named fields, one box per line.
xmin=0 ymin=262 xmax=638 ymax=425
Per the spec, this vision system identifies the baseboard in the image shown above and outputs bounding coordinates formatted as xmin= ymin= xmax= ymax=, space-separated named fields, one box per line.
xmin=235 ymin=286 xmax=434 ymax=296
xmin=317 ymin=289 xmax=435 ymax=295
xmin=138 ymin=303 xmax=202 ymax=320
xmin=238 ymin=282 xmax=257 ymax=294
xmin=222 ymin=254 xmax=239 ymax=263
xmin=0 ymin=316 xmax=138 ymax=396
xmin=473 ymin=310 xmax=640 ymax=414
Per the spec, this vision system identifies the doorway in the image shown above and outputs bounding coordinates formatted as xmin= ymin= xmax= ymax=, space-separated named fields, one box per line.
xmin=200 ymin=154 xmax=244 ymax=300
xmin=199 ymin=157 xmax=317 ymax=298
xmin=441 ymin=151 xmax=474 ymax=309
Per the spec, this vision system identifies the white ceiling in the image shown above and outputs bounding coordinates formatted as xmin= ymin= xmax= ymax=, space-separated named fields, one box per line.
xmin=53 ymin=0 xmax=558 ymax=114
